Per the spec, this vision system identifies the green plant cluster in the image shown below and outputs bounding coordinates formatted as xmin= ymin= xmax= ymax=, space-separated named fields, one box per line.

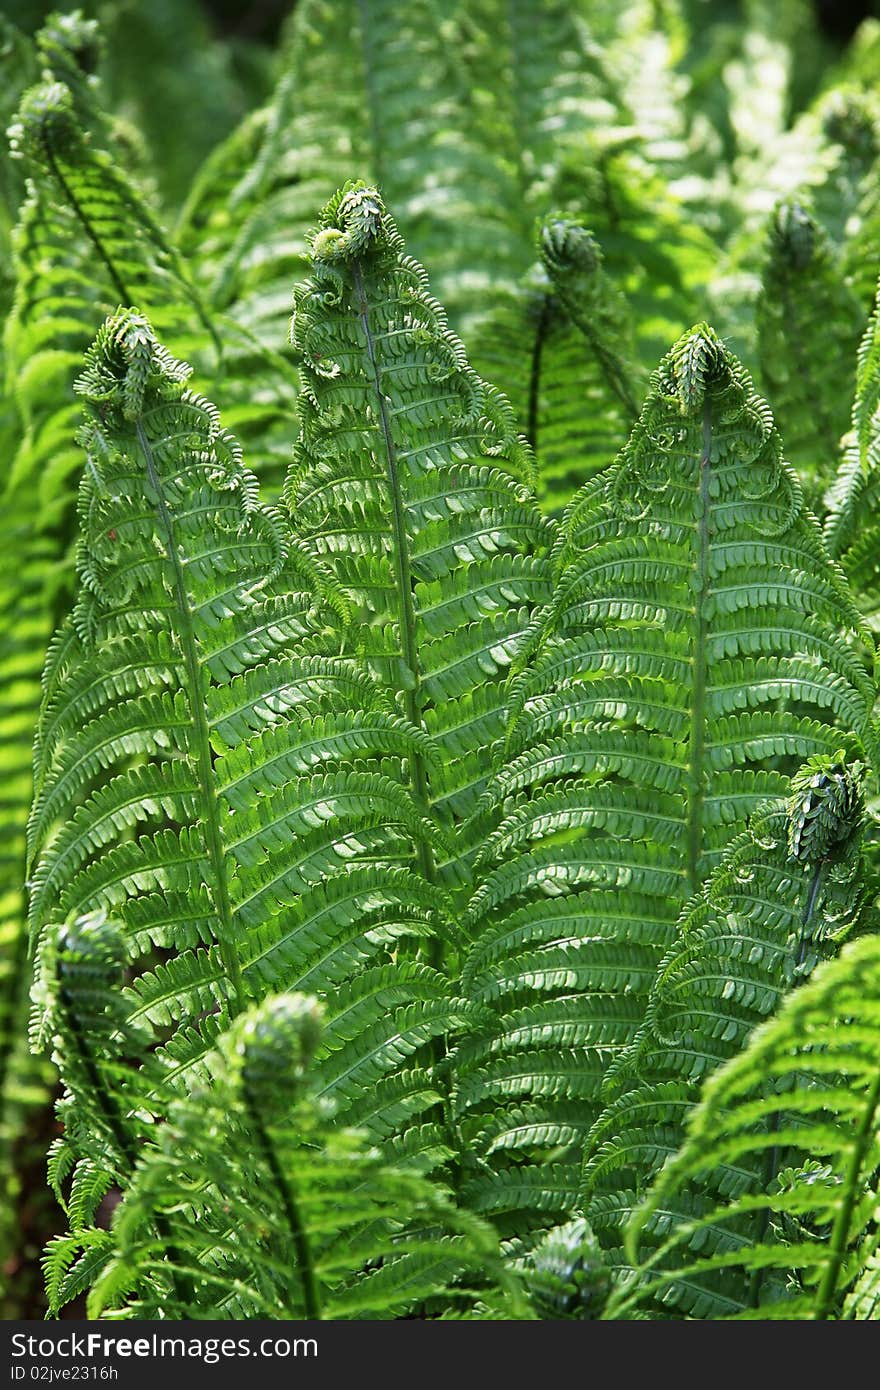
xmin=3 ymin=0 xmax=880 ymax=1321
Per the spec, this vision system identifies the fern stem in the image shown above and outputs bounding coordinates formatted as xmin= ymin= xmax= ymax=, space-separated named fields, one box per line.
xmin=686 ymin=401 xmax=712 ymax=896
xmin=43 ymin=141 xmax=130 ymax=304
xmin=134 ymin=420 xmax=245 ymax=1011
xmin=814 ymin=1059 xmax=880 ymax=1319
xmin=748 ymin=862 xmax=824 ymax=1309
xmin=59 ymin=987 xmax=135 ymax=1174
xmin=244 ymin=1089 xmax=321 ymax=1320
xmin=559 ymin=300 xmax=640 ymax=421
xmin=350 ymin=262 xmax=440 ymax=961
xmin=526 ymin=294 xmax=553 ymax=454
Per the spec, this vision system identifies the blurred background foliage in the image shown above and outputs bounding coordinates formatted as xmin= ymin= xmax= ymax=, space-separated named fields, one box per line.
xmin=2 ymin=0 xmax=880 ymax=1318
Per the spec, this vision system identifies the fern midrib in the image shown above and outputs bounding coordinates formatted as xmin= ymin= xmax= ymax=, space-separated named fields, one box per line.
xmin=686 ymin=401 xmax=712 ymax=897
xmin=41 ymin=138 xmax=130 ymax=306
xmin=350 ymin=261 xmax=440 ymax=952
xmin=748 ymin=860 xmax=824 ymax=1309
xmin=526 ymin=294 xmax=553 ymax=455
xmin=134 ymin=419 xmax=244 ymax=1010
xmin=814 ymin=1059 xmax=880 ymax=1319
xmin=557 ymin=291 xmax=640 ymax=421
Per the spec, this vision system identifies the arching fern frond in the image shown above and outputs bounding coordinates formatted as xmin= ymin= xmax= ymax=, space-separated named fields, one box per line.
xmin=286 ymin=183 xmax=556 ymax=892
xmin=86 ymin=993 xmax=523 ymax=1320
xmin=610 ymin=918 xmax=880 ymax=1319
xmin=582 ymin=754 xmax=872 ymax=1317
xmin=756 ymin=200 xmax=863 ymax=514
xmin=28 ymin=309 xmax=473 ymax=1267
xmin=455 ymin=324 xmax=874 ymax=1232
xmin=27 ymin=310 xmax=328 ymax=1051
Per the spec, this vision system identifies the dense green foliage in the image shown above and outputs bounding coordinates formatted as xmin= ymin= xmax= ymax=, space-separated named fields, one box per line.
xmin=4 ymin=0 xmax=880 ymax=1322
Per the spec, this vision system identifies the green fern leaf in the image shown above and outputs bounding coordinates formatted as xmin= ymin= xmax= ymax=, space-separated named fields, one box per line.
xmin=456 ymin=324 xmax=874 ymax=1230
xmin=88 ymin=994 xmax=523 ymax=1320
xmin=825 ymin=277 xmax=880 ymax=628
xmin=583 ymin=755 xmax=870 ymax=1317
xmin=612 ymin=926 xmax=880 ymax=1319
xmin=756 ymin=200 xmax=863 ymax=513
xmin=286 ymin=183 xmax=556 ymax=892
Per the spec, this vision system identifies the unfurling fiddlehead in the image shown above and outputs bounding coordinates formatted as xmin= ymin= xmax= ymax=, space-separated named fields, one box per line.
xmin=786 ymin=752 xmax=865 ymax=866
xmin=227 ymin=995 xmax=325 ymax=1319
xmin=540 ymin=215 xmax=643 ymax=422
xmin=527 ymin=1218 xmax=610 ymax=1320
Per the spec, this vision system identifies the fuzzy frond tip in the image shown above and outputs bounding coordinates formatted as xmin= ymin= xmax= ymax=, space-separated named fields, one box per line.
xmin=74 ymin=310 xmax=191 ymax=421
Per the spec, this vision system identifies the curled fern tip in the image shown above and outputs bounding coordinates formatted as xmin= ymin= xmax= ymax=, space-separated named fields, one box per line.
xmin=9 ymin=81 xmax=80 ymax=165
xmin=786 ymin=753 xmax=866 ymax=865
xmin=75 ymin=310 xmax=191 ymax=421
xmin=311 ymin=183 xmax=387 ymax=263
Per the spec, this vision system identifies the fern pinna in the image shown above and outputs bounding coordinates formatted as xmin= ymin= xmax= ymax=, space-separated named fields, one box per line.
xmin=610 ymin=885 xmax=880 ymax=1320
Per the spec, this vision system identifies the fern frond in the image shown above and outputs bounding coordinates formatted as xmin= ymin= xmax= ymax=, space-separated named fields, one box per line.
xmin=29 ymin=312 xmax=470 ymax=1282
xmin=472 ymin=217 xmax=645 ymax=512
xmin=756 ymin=200 xmax=863 ymax=514
xmin=27 ymin=311 xmax=324 ymax=1046
xmin=456 ymin=324 xmax=873 ymax=1232
xmin=286 ymin=183 xmax=556 ymax=894
xmin=583 ymin=755 xmax=870 ymax=1317
xmin=181 ymin=0 xmax=620 ymax=352
xmin=611 ymin=927 xmax=880 ymax=1319
xmin=88 ymin=995 xmax=523 ymax=1320
xmin=825 ymin=277 xmax=880 ymax=626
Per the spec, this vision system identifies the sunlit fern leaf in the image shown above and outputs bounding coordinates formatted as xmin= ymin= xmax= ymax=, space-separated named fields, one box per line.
xmin=285 ymin=183 xmax=556 ymax=891
xmin=724 ymin=0 xmax=828 ymax=191
xmin=598 ymin=0 xmax=736 ymax=242
xmin=28 ymin=310 xmax=470 ymax=1213
xmin=548 ymin=140 xmax=718 ymax=379
xmin=180 ymin=0 xmax=618 ymax=352
xmin=472 ymin=218 xmax=645 ymax=513
xmin=582 ymin=755 xmax=871 ymax=1317
xmin=707 ymin=88 xmax=879 ymax=374
xmin=86 ymin=994 xmax=524 ymax=1320
xmin=825 ymin=277 xmax=880 ymax=624
xmin=454 ymin=324 xmax=874 ymax=1232
xmin=179 ymin=0 xmax=522 ymax=349
xmin=610 ymin=927 xmax=880 ymax=1319
xmin=756 ymin=200 xmax=864 ymax=516
xmin=27 ymin=312 xmax=332 ymax=1052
